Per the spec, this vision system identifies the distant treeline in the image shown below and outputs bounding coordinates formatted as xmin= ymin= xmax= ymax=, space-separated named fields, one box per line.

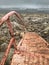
xmin=0 ymin=8 xmax=49 ymax=14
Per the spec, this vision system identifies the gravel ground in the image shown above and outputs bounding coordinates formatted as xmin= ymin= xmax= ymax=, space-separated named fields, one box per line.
xmin=0 ymin=13 xmax=49 ymax=65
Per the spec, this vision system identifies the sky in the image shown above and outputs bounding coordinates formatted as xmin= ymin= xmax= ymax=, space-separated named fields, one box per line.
xmin=0 ymin=0 xmax=49 ymax=8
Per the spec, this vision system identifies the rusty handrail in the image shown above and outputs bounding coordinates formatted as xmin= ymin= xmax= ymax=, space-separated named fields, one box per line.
xmin=0 ymin=11 xmax=25 ymax=26
xmin=0 ymin=11 xmax=25 ymax=65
